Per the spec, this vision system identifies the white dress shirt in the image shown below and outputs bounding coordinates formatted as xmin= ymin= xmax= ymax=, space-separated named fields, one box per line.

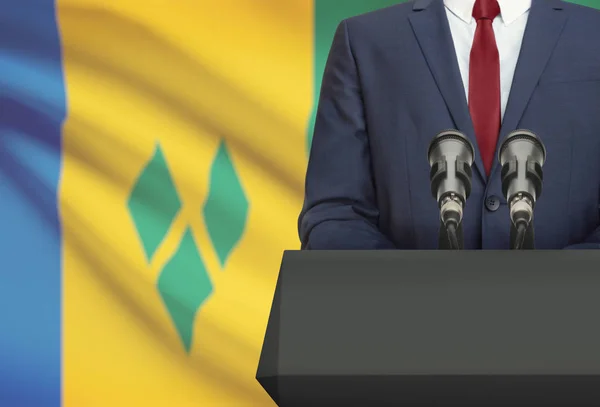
xmin=444 ymin=0 xmax=531 ymax=120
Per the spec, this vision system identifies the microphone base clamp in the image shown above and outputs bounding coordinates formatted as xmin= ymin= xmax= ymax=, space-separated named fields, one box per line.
xmin=440 ymin=193 xmax=463 ymax=227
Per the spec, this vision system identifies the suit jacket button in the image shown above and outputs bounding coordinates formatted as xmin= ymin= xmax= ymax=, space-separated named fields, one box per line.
xmin=485 ymin=195 xmax=500 ymax=212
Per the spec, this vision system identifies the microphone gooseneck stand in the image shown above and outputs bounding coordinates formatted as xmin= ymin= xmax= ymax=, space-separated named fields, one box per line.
xmin=511 ymin=222 xmax=534 ymax=250
xmin=439 ymin=220 xmax=464 ymax=250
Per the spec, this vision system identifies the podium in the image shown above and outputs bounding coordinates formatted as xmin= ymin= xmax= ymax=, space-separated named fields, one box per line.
xmin=257 ymin=250 xmax=600 ymax=406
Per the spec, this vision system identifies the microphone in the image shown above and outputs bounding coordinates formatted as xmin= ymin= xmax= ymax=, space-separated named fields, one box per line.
xmin=498 ymin=129 xmax=546 ymax=250
xmin=428 ymin=130 xmax=475 ymax=250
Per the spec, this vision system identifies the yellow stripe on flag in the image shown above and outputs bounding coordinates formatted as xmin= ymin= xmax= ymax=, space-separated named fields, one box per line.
xmin=59 ymin=1 xmax=310 ymax=405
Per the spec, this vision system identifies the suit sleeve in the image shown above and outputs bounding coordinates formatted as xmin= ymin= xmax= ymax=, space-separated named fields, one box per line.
xmin=298 ymin=20 xmax=395 ymax=250
xmin=563 ymin=225 xmax=600 ymax=249
xmin=563 ymin=189 xmax=600 ymax=249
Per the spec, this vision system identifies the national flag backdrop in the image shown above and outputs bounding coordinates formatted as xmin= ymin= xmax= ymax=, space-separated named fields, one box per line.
xmin=1 ymin=0 xmax=599 ymax=406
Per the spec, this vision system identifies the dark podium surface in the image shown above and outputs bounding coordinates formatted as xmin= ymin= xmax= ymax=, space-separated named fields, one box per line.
xmin=257 ymin=250 xmax=600 ymax=406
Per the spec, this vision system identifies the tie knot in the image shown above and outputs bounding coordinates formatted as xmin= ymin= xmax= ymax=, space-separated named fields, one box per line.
xmin=472 ymin=0 xmax=501 ymax=21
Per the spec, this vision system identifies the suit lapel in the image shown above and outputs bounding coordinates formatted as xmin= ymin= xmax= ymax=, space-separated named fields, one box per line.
xmin=489 ymin=0 xmax=567 ymax=180
xmin=409 ymin=0 xmax=486 ymax=180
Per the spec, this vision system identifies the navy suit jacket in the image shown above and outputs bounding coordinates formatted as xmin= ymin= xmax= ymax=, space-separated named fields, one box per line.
xmin=299 ymin=0 xmax=600 ymax=250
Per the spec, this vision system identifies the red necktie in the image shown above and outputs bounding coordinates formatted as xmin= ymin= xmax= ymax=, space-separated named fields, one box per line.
xmin=469 ymin=0 xmax=501 ymax=176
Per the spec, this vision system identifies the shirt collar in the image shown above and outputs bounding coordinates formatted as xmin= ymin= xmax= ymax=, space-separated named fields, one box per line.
xmin=444 ymin=0 xmax=532 ymax=26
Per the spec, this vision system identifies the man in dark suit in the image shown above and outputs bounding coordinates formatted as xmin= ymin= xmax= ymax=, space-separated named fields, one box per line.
xmin=299 ymin=0 xmax=600 ymax=250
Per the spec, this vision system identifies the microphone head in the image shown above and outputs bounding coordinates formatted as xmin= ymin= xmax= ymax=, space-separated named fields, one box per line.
xmin=427 ymin=130 xmax=475 ymax=207
xmin=428 ymin=130 xmax=475 ymax=167
xmin=498 ymin=129 xmax=546 ymax=208
xmin=498 ymin=129 xmax=546 ymax=167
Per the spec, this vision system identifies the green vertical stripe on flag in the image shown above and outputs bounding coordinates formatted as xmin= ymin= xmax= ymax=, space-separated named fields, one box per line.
xmin=568 ymin=0 xmax=600 ymax=7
